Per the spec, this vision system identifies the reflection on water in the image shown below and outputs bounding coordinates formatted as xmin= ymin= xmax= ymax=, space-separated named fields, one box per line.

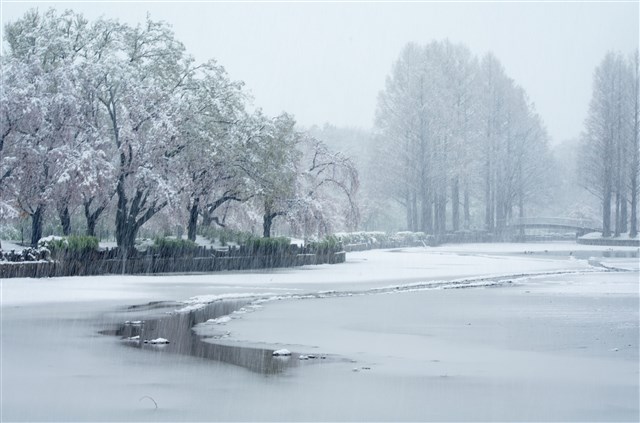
xmin=103 ymin=299 xmax=313 ymax=374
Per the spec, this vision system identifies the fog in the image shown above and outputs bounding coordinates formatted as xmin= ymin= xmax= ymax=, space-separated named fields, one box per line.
xmin=2 ymin=1 xmax=638 ymax=143
xmin=1 ymin=4 xmax=639 ymax=420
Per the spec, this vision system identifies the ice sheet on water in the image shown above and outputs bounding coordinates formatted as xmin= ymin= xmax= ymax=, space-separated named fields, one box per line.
xmin=2 ymin=243 xmax=638 ymax=421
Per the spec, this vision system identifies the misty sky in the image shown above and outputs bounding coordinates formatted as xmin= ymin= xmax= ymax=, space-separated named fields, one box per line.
xmin=2 ymin=1 xmax=638 ymax=145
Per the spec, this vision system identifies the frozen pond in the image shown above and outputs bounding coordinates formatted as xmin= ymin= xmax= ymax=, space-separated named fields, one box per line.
xmin=1 ymin=242 xmax=638 ymax=421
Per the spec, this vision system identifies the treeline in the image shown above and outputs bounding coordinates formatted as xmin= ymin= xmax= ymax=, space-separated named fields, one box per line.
xmin=0 ymin=9 xmax=358 ymax=248
xmin=372 ymin=41 xmax=552 ymax=236
xmin=579 ymin=51 xmax=639 ymax=238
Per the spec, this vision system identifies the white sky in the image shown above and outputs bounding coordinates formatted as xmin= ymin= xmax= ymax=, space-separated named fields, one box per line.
xmin=2 ymin=1 xmax=639 ymax=144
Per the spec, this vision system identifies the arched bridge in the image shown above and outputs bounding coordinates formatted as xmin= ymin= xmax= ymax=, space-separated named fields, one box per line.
xmin=506 ymin=217 xmax=602 ymax=236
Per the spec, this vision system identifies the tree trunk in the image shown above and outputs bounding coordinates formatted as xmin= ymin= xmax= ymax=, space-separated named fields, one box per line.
xmin=495 ymin=191 xmax=506 ymax=232
xmin=406 ymin=193 xmax=415 ymax=231
xmin=115 ymin=180 xmax=165 ymax=251
xmin=86 ymin=216 xmax=97 ymax=237
xmin=31 ymin=205 xmax=44 ymax=247
xmin=84 ymin=199 xmax=106 ymax=238
xmin=620 ymin=195 xmax=628 ymax=234
xmin=434 ymin=193 xmax=446 ymax=236
xmin=421 ymin=189 xmax=433 ymax=234
xmin=631 ymin=179 xmax=638 ymax=238
xmin=263 ymin=213 xmax=274 ymax=238
xmin=518 ymin=192 xmax=525 ymax=239
xmin=602 ymin=186 xmax=612 ymax=238
xmin=405 ymin=194 xmax=413 ymax=232
xmin=202 ymin=209 xmax=211 ymax=227
xmin=484 ymin=154 xmax=493 ymax=232
xmin=463 ymin=184 xmax=470 ymax=230
xmin=434 ymin=196 xmax=441 ymax=235
xmin=451 ymin=177 xmax=459 ymax=232
xmin=115 ymin=188 xmax=130 ymax=248
xmin=187 ymin=198 xmax=199 ymax=242
xmin=59 ymin=206 xmax=71 ymax=236
xmin=614 ymin=191 xmax=621 ymax=237
xmin=410 ymin=193 xmax=418 ymax=232
xmin=440 ymin=194 xmax=447 ymax=234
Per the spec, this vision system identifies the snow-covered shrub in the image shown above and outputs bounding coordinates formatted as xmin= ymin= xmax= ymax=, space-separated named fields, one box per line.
xmin=307 ymin=235 xmax=342 ymax=254
xmin=335 ymin=231 xmax=389 ymax=246
xmin=244 ymin=237 xmax=292 ymax=255
xmin=334 ymin=231 xmax=434 ymax=248
xmin=39 ymin=235 xmax=99 ymax=254
xmin=151 ymin=237 xmax=198 ymax=257
xmin=0 ymin=246 xmax=51 ymax=262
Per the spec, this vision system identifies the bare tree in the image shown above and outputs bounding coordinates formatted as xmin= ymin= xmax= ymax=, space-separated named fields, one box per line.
xmin=580 ymin=51 xmax=634 ymax=237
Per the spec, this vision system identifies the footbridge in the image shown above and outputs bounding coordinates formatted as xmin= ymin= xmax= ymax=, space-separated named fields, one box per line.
xmin=506 ymin=217 xmax=602 ymax=237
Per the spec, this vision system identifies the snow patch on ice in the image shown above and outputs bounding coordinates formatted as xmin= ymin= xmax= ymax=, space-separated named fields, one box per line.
xmin=206 ymin=316 xmax=232 ymax=324
xmin=176 ymin=292 xmax=285 ymax=313
xmin=144 ymin=338 xmax=169 ymax=344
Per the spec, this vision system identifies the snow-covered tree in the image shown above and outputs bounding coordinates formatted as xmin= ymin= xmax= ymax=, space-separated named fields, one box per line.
xmin=374 ymin=41 xmax=552 ymax=236
xmin=2 ymin=10 xmax=91 ymax=244
xmin=293 ymin=135 xmax=359 ymax=238
xmin=2 ymin=8 xmax=362 ymax=246
xmin=86 ymin=17 xmax=199 ymax=249
xmin=579 ymin=51 xmax=637 ymax=237
xmin=233 ymin=112 xmax=301 ymax=238
xmin=375 ymin=42 xmax=432 ymax=233
xmin=172 ymin=61 xmax=247 ymax=241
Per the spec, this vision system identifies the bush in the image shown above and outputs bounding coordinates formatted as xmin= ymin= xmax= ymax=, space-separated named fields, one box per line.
xmin=152 ymin=237 xmax=198 ymax=257
xmin=308 ymin=235 xmax=342 ymax=255
xmin=244 ymin=236 xmax=291 ymax=255
xmin=39 ymin=235 xmax=99 ymax=255
xmin=0 ymin=246 xmax=51 ymax=262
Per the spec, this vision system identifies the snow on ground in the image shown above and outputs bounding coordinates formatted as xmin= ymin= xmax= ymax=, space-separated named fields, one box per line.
xmin=206 ymin=315 xmax=232 ymax=324
xmin=0 ymin=239 xmax=26 ymax=252
xmin=581 ymin=231 xmax=639 ymax=240
xmin=1 ymin=241 xmax=638 ymax=421
xmin=2 ymin=243 xmax=601 ymax=308
xmin=98 ymin=240 xmax=118 ymax=249
xmin=425 ymin=240 xmax=639 ymax=254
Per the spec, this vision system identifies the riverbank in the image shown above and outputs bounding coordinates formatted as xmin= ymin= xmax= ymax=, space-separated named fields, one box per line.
xmin=578 ymin=232 xmax=640 ymax=246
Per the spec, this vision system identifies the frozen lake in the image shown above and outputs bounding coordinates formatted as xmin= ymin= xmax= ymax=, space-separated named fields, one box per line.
xmin=2 ymin=242 xmax=638 ymax=421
